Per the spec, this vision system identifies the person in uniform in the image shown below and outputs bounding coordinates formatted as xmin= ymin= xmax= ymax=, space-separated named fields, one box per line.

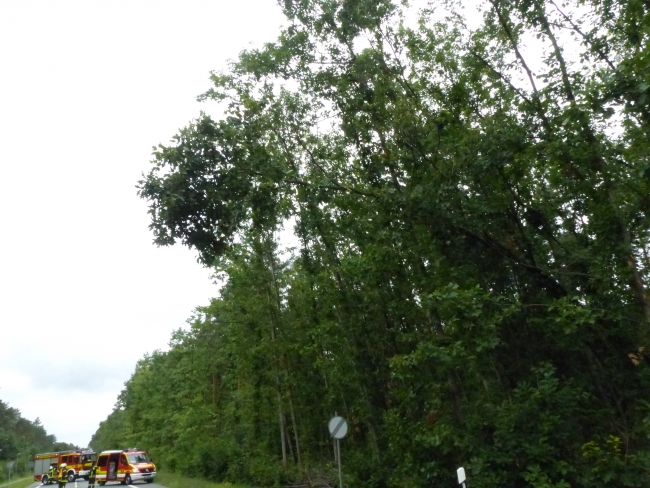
xmin=88 ymin=461 xmax=98 ymax=488
xmin=58 ymin=463 xmax=68 ymax=488
xmin=47 ymin=464 xmax=58 ymax=484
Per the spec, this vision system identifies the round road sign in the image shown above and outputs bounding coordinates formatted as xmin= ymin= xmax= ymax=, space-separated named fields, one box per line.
xmin=328 ymin=416 xmax=348 ymax=439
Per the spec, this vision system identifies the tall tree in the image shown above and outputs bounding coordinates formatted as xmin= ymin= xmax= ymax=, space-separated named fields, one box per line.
xmin=131 ymin=0 xmax=650 ymax=486
xmin=0 ymin=399 xmax=75 ymax=482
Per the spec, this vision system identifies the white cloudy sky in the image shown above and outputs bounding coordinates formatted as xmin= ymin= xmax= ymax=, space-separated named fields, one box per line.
xmin=0 ymin=0 xmax=285 ymax=448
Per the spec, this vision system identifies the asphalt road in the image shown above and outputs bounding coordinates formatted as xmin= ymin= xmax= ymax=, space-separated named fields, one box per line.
xmin=25 ymin=480 xmax=165 ymax=488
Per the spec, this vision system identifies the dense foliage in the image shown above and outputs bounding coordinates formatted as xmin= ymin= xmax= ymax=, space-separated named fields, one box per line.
xmin=95 ymin=0 xmax=650 ymax=486
xmin=0 ymin=400 xmax=76 ymax=482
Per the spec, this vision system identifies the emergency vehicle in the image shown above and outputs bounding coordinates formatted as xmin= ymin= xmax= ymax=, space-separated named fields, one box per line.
xmin=95 ymin=448 xmax=156 ymax=485
xmin=33 ymin=449 xmax=97 ymax=483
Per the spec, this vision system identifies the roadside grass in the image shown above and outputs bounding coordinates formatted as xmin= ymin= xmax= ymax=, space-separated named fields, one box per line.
xmin=0 ymin=477 xmax=33 ymax=488
xmin=155 ymin=471 xmax=255 ymax=488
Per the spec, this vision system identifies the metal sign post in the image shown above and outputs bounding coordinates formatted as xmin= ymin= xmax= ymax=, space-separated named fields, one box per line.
xmin=328 ymin=415 xmax=348 ymax=488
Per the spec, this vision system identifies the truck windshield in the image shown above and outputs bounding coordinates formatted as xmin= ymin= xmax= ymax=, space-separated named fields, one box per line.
xmin=127 ymin=453 xmax=150 ymax=464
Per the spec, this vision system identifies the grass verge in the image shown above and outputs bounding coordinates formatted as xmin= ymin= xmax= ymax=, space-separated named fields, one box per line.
xmin=0 ymin=477 xmax=33 ymax=488
xmin=155 ymin=471 xmax=255 ymax=488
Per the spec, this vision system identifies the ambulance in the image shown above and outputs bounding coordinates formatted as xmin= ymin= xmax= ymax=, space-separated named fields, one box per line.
xmin=95 ymin=448 xmax=156 ymax=485
xmin=33 ymin=449 xmax=97 ymax=483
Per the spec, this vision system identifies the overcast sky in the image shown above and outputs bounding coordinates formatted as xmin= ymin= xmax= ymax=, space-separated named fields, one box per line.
xmin=0 ymin=0 xmax=285 ymax=448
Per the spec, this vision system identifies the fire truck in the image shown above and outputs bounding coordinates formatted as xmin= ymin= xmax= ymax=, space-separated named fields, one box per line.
xmin=95 ymin=448 xmax=156 ymax=485
xmin=33 ymin=449 xmax=97 ymax=483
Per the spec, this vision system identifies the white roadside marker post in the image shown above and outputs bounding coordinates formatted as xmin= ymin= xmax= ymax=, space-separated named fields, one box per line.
xmin=328 ymin=415 xmax=348 ymax=488
xmin=457 ymin=467 xmax=467 ymax=488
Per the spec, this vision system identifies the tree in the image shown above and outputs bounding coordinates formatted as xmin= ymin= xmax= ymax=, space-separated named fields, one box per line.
xmin=0 ymin=399 xmax=72 ymax=482
xmin=132 ymin=0 xmax=650 ymax=486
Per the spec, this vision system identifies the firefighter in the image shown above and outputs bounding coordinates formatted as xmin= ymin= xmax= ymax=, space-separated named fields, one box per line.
xmin=47 ymin=464 xmax=58 ymax=484
xmin=57 ymin=463 xmax=68 ymax=488
xmin=88 ymin=462 xmax=98 ymax=488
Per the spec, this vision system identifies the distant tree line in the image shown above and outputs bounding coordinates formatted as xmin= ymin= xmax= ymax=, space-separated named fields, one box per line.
xmin=93 ymin=0 xmax=650 ymax=486
xmin=0 ymin=399 xmax=77 ymax=481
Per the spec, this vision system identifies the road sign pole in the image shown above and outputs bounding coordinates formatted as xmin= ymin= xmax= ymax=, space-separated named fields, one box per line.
xmin=328 ymin=415 xmax=348 ymax=488
xmin=337 ymin=438 xmax=343 ymax=488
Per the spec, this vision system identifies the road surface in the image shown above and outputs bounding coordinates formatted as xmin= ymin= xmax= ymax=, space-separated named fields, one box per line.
xmin=25 ymin=480 xmax=165 ymax=488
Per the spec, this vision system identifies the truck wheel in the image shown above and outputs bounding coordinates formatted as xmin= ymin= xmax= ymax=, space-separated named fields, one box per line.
xmin=67 ymin=472 xmax=76 ymax=482
xmin=99 ymin=483 xmax=106 ymax=486
xmin=125 ymin=474 xmax=133 ymax=484
xmin=42 ymin=474 xmax=48 ymax=484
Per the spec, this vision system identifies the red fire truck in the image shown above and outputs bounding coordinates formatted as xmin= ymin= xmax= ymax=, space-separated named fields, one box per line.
xmin=33 ymin=449 xmax=97 ymax=483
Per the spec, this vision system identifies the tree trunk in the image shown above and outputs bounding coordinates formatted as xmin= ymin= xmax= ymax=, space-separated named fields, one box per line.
xmin=288 ymin=388 xmax=302 ymax=469
xmin=278 ymin=391 xmax=287 ymax=468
